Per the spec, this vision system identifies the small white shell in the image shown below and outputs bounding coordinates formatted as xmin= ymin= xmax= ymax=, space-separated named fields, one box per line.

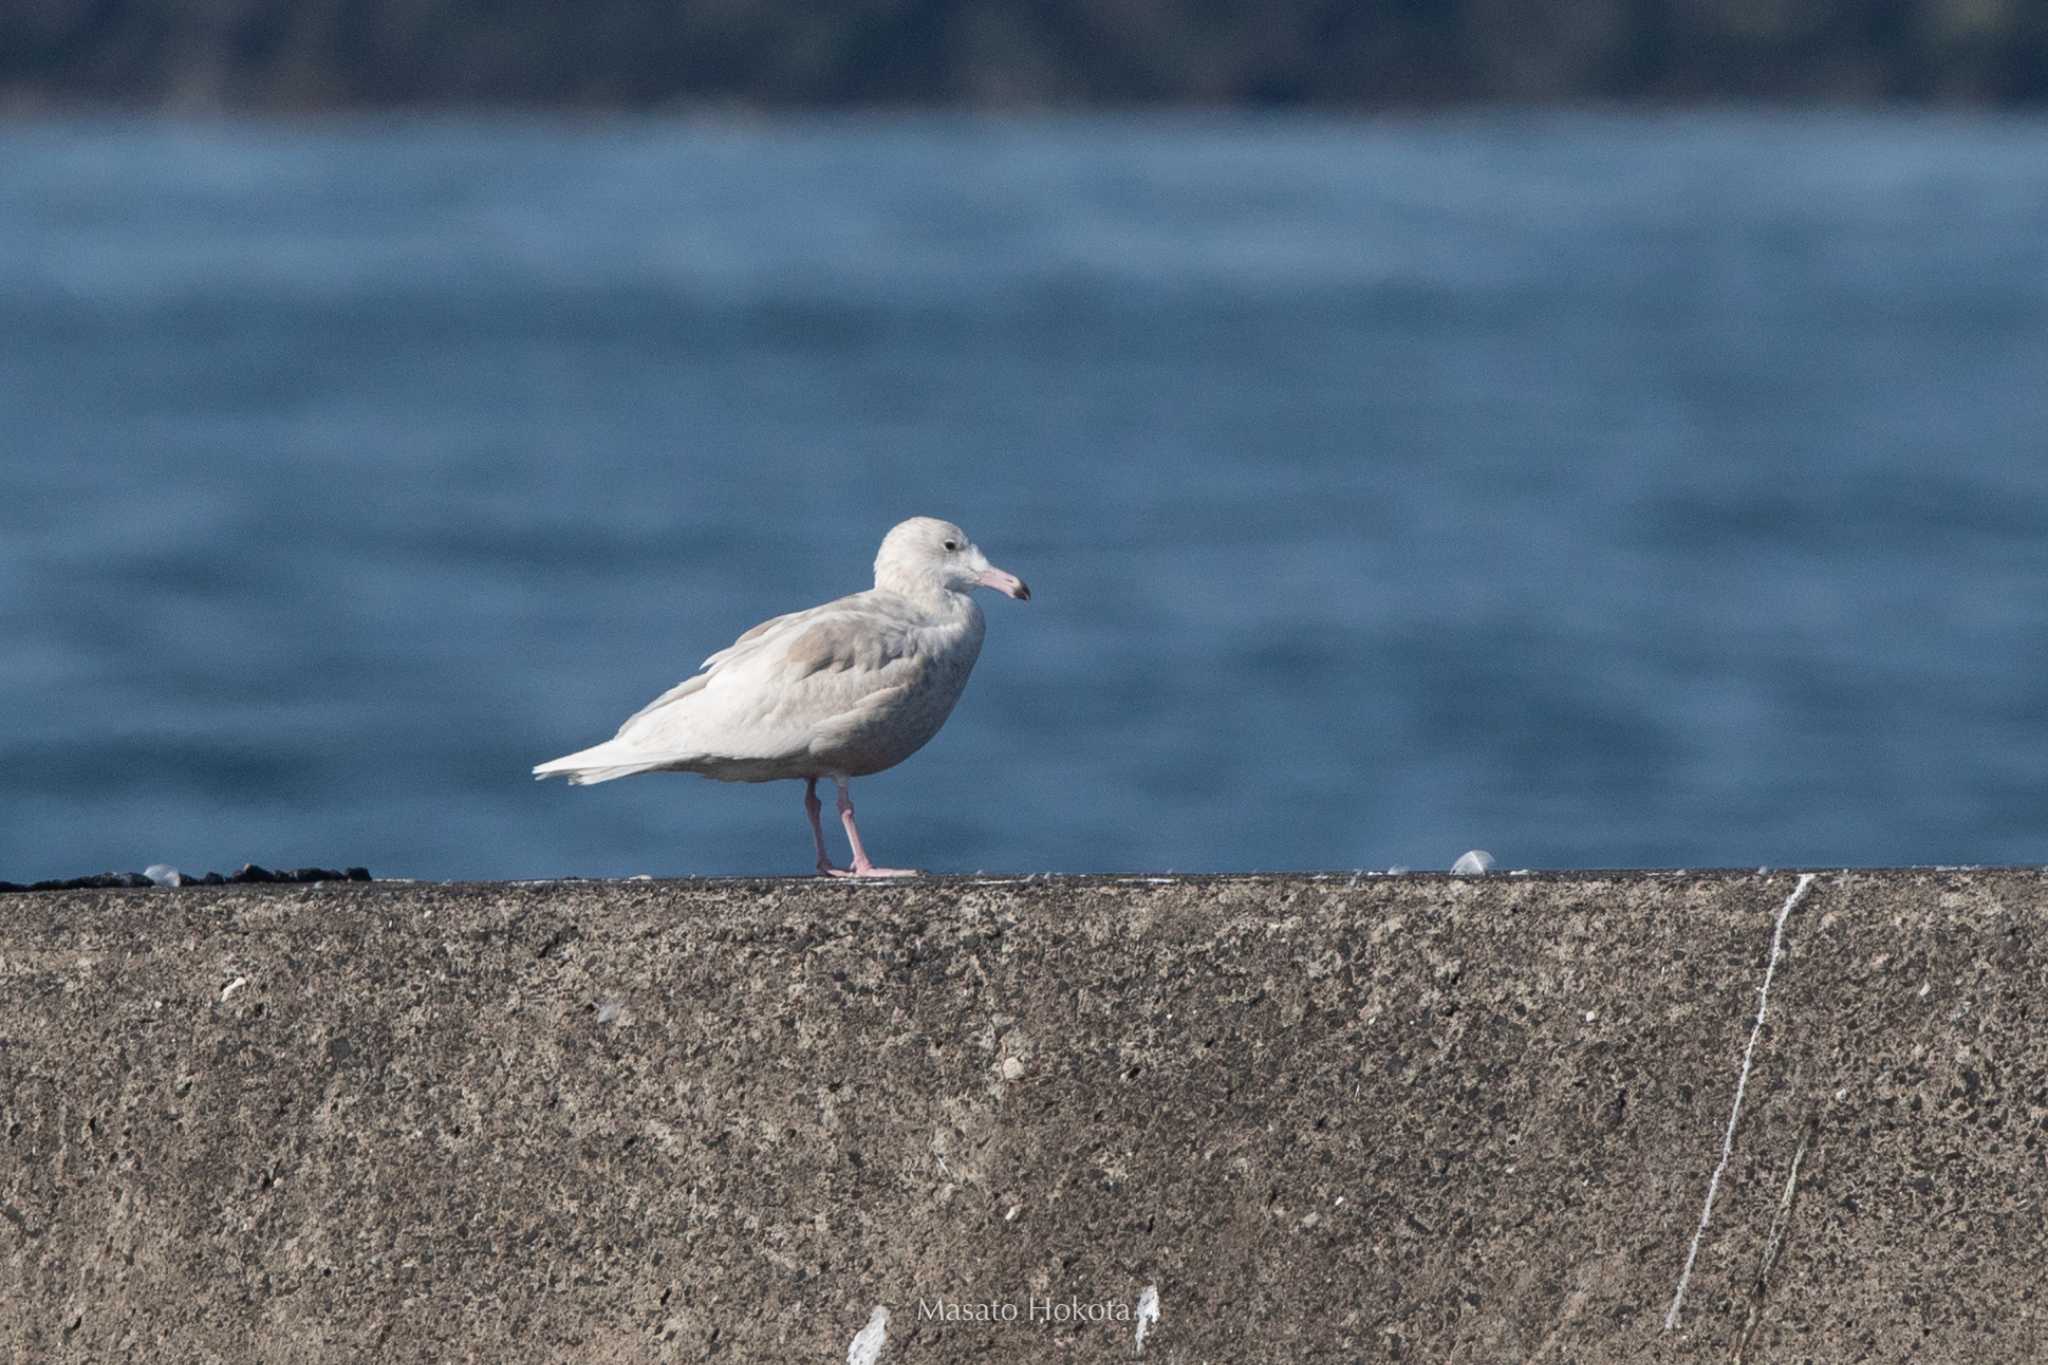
xmin=1135 ymin=1284 xmax=1161 ymax=1352
xmin=847 ymin=1306 xmax=889 ymax=1365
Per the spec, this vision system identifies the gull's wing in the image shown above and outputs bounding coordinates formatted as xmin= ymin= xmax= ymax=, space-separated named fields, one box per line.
xmin=606 ymin=591 xmax=933 ymax=765
xmin=599 ymin=600 xmax=819 ymax=731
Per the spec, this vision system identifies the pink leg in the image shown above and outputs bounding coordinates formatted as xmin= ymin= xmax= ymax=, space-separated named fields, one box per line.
xmin=804 ymin=778 xmax=842 ymax=876
xmin=826 ymin=777 xmax=918 ymax=878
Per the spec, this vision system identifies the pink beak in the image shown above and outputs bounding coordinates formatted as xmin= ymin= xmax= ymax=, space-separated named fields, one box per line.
xmin=975 ymin=566 xmax=1031 ymax=601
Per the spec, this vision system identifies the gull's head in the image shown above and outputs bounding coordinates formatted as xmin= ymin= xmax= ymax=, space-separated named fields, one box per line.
xmin=875 ymin=516 xmax=1031 ymax=602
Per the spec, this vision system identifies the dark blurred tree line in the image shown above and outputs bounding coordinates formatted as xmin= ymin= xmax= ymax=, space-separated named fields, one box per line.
xmin=2 ymin=0 xmax=2044 ymax=110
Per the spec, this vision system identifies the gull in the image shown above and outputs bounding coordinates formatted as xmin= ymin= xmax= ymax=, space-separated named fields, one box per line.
xmin=534 ymin=517 xmax=1030 ymax=876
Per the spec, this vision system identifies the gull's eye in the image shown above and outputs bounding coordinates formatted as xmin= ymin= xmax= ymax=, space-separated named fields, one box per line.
xmin=943 ymin=539 xmax=958 ymax=551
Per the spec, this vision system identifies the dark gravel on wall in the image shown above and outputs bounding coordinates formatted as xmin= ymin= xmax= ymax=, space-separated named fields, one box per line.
xmin=0 ymin=865 xmax=371 ymax=893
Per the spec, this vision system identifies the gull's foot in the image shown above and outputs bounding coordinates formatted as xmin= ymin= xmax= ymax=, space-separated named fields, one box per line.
xmin=826 ymin=865 xmax=921 ymax=879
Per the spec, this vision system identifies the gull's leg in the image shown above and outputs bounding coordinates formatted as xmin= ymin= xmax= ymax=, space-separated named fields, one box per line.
xmin=827 ymin=777 xmax=918 ymax=878
xmin=805 ymin=777 xmax=843 ymax=876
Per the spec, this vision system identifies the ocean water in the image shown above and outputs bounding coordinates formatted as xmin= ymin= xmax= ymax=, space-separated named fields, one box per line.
xmin=3 ymin=113 xmax=2045 ymax=881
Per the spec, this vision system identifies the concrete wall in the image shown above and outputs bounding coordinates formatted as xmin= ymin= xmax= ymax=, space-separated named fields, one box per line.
xmin=2 ymin=870 xmax=2044 ymax=1362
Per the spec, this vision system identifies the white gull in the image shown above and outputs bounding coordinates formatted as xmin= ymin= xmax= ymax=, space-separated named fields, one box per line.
xmin=534 ymin=516 xmax=1030 ymax=877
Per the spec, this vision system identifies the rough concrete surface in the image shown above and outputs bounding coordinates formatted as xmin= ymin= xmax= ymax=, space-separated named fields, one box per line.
xmin=2 ymin=870 xmax=2045 ymax=1363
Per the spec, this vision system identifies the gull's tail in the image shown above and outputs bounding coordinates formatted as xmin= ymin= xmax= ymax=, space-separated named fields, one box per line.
xmin=532 ymin=741 xmax=666 ymax=786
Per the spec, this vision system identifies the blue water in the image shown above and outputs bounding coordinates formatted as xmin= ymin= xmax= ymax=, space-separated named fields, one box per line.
xmin=3 ymin=113 xmax=2045 ymax=880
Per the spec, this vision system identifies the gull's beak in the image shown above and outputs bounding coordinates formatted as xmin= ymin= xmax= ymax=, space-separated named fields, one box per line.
xmin=975 ymin=566 xmax=1031 ymax=601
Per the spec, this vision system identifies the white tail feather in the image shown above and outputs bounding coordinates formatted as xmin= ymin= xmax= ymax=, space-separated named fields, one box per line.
xmin=533 ymin=742 xmax=669 ymax=785
xmin=554 ymin=763 xmax=664 ymax=786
